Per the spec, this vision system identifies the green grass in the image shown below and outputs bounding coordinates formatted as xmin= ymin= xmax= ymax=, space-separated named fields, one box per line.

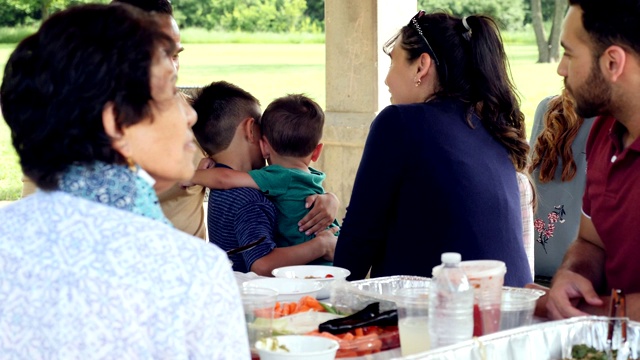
xmin=0 ymin=44 xmax=21 ymax=200
xmin=0 ymin=26 xmax=37 ymax=43
xmin=180 ymin=29 xmax=325 ymax=44
xmin=0 ymin=42 xmax=563 ymax=201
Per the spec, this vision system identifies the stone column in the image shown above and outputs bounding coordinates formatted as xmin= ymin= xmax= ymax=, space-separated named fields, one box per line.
xmin=317 ymin=0 xmax=417 ymax=222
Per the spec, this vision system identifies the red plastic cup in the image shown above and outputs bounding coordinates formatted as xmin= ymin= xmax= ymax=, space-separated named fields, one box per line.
xmin=433 ymin=260 xmax=506 ymax=336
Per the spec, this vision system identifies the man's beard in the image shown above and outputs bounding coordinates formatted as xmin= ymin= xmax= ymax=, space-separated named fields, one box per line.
xmin=566 ymin=60 xmax=612 ymax=119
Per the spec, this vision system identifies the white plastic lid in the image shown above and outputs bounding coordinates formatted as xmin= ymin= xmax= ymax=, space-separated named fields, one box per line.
xmin=441 ymin=252 xmax=461 ymax=264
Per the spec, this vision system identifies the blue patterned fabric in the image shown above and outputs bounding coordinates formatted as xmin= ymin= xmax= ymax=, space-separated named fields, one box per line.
xmin=58 ymin=161 xmax=170 ymax=225
xmin=0 ymin=191 xmax=249 ymax=359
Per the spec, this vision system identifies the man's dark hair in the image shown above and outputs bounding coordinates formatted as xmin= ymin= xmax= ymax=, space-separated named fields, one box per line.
xmin=0 ymin=3 xmax=174 ymax=190
xmin=191 ymin=81 xmax=261 ymax=156
xmin=568 ymin=0 xmax=640 ymax=56
xmin=261 ymin=94 xmax=324 ymax=158
xmin=112 ymin=0 xmax=173 ymax=15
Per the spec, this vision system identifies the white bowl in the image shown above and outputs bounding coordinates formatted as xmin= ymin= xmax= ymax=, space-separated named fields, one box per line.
xmin=272 ymin=265 xmax=351 ymax=299
xmin=255 ymin=335 xmax=339 ymax=360
xmin=243 ymin=278 xmax=323 ymax=303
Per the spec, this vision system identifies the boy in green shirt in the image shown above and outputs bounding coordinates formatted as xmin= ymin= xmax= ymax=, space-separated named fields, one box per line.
xmin=191 ymin=94 xmax=339 ymax=265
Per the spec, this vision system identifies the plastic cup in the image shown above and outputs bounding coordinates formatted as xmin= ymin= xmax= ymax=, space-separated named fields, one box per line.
xmin=240 ymin=287 xmax=278 ymax=360
xmin=393 ymin=287 xmax=431 ymax=356
xmin=433 ymin=260 xmax=506 ymax=336
xmin=462 ymin=260 xmax=506 ymax=336
xmin=499 ymin=288 xmax=545 ymax=330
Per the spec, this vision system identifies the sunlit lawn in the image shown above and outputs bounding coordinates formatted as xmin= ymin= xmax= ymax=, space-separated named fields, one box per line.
xmin=0 ymin=42 xmax=563 ymax=201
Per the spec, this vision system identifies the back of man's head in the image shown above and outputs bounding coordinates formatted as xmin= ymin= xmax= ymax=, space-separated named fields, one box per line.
xmin=191 ymin=81 xmax=261 ymax=156
xmin=261 ymin=94 xmax=324 ymax=158
xmin=569 ymin=0 xmax=640 ymax=56
xmin=111 ymin=0 xmax=172 ymax=15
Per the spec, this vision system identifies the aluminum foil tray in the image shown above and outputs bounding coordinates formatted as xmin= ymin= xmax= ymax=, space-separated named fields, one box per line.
xmin=330 ymin=275 xmax=431 ymax=313
xmin=395 ymin=316 xmax=640 ymax=360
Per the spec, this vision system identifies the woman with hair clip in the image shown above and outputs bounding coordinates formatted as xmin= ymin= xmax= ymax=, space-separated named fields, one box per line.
xmin=529 ymin=89 xmax=595 ymax=283
xmin=334 ymin=10 xmax=533 ymax=287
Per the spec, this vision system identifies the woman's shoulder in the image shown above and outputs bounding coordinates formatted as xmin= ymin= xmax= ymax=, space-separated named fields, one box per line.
xmin=1 ymin=190 xmax=227 ymax=273
xmin=376 ymin=99 xmax=465 ymax=124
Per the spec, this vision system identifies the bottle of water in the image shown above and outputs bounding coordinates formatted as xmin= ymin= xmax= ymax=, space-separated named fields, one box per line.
xmin=428 ymin=252 xmax=474 ymax=348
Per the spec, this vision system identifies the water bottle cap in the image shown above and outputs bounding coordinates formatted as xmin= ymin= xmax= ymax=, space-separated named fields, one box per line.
xmin=441 ymin=252 xmax=461 ymax=264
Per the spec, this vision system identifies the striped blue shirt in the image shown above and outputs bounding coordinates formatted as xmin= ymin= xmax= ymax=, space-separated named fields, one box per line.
xmin=207 ymin=166 xmax=277 ymax=272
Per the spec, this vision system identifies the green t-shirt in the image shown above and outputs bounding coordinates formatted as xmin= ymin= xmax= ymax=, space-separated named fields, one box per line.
xmin=248 ymin=165 xmax=339 ymax=265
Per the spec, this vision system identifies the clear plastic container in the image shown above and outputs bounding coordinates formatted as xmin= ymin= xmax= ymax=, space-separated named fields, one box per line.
xmin=428 ymin=252 xmax=474 ymax=348
xmin=499 ymin=287 xmax=545 ymax=330
xmin=331 ymin=326 xmax=400 ymax=358
xmin=394 ymin=287 xmax=431 ymax=356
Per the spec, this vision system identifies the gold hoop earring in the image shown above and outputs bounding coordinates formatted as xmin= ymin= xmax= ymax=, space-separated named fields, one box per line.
xmin=126 ymin=157 xmax=137 ymax=172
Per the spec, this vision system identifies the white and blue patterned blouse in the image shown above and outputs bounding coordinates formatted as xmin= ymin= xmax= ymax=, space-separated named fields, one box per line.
xmin=0 ymin=191 xmax=250 ymax=359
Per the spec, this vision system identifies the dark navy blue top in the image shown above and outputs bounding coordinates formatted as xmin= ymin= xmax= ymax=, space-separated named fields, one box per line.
xmin=207 ymin=164 xmax=277 ymax=273
xmin=333 ymin=99 xmax=533 ymax=287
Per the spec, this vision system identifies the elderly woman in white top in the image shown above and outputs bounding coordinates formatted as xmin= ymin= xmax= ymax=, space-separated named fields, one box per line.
xmin=0 ymin=4 xmax=248 ymax=358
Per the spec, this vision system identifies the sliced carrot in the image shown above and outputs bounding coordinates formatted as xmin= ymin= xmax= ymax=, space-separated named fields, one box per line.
xmin=341 ymin=332 xmax=355 ymax=341
xmin=297 ymin=296 xmax=324 ymax=312
xmin=318 ymin=332 xmax=342 ymax=341
xmin=337 ymin=350 xmax=357 ymax=357
xmin=336 ymin=350 xmax=358 ymax=358
xmin=354 ymin=327 xmax=364 ymax=337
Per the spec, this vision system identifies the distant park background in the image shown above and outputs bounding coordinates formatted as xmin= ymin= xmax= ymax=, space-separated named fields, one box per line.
xmin=0 ymin=0 xmax=565 ymax=200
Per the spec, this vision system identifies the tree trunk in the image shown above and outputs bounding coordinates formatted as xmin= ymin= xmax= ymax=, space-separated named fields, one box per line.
xmin=547 ymin=0 xmax=567 ymax=62
xmin=41 ymin=0 xmax=52 ymax=21
xmin=530 ymin=0 xmax=549 ymax=63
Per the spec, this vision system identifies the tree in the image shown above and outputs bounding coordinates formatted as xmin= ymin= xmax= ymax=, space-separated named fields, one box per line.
xmin=172 ymin=0 xmax=312 ymax=32
xmin=531 ymin=0 xmax=566 ymax=63
xmin=305 ymin=0 xmax=323 ymax=22
xmin=0 ymin=0 xmax=106 ymax=26
xmin=419 ymin=0 xmax=526 ymax=30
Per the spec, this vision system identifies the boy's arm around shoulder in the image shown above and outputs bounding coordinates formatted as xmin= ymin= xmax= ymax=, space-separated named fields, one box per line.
xmin=191 ymin=167 xmax=258 ymax=190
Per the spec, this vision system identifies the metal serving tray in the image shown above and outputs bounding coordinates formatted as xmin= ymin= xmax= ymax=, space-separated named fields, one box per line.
xmin=395 ymin=316 xmax=640 ymax=360
xmin=330 ymin=276 xmax=432 ymax=313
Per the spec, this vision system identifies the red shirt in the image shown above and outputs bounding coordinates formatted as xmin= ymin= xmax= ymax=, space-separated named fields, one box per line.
xmin=583 ymin=115 xmax=640 ymax=293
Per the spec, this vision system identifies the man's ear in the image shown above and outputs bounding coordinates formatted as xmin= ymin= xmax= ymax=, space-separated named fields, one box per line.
xmin=602 ymin=45 xmax=627 ymax=83
xmin=310 ymin=143 xmax=323 ymax=162
xmin=102 ymin=102 xmax=131 ymax=158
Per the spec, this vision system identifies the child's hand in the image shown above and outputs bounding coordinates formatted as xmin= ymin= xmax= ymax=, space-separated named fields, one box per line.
xmin=198 ymin=157 xmax=216 ymax=170
xmin=180 ymin=178 xmax=196 ymax=188
xmin=316 ymin=226 xmax=339 ymax=261
xmin=298 ymin=192 xmax=340 ymax=235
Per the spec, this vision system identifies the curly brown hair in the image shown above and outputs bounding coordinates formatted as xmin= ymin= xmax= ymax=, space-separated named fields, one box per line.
xmin=530 ymin=89 xmax=584 ymax=183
